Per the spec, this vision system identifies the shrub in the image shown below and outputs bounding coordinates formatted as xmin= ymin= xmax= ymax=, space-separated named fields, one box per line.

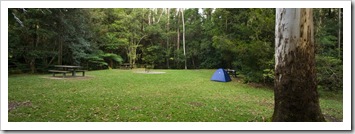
xmin=316 ymin=55 xmax=343 ymax=92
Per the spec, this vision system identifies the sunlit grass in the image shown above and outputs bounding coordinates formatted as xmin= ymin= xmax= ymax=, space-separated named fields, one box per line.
xmin=8 ymin=69 xmax=342 ymax=122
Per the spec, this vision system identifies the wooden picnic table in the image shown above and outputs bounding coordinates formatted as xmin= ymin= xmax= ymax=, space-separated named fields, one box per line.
xmin=225 ymin=69 xmax=237 ymax=78
xmin=53 ymin=65 xmax=85 ymax=77
xmin=120 ymin=63 xmax=132 ymax=69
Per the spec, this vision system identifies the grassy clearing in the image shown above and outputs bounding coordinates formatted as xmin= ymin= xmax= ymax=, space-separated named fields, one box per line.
xmin=8 ymin=69 xmax=342 ymax=122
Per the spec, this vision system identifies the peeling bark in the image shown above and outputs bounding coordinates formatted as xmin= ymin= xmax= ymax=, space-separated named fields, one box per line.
xmin=273 ymin=8 xmax=325 ymax=122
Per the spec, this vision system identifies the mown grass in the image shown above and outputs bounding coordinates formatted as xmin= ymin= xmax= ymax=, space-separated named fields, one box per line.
xmin=8 ymin=69 xmax=342 ymax=122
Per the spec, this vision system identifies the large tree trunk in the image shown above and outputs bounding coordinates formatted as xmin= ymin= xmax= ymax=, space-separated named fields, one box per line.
xmin=273 ymin=8 xmax=325 ymax=122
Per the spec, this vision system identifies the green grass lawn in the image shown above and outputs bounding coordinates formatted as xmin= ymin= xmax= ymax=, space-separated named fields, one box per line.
xmin=8 ymin=69 xmax=342 ymax=122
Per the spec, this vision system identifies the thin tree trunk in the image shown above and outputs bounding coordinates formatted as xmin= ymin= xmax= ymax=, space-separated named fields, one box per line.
xmin=192 ymin=57 xmax=195 ymax=69
xmin=152 ymin=8 xmax=156 ymax=23
xmin=225 ymin=18 xmax=228 ymax=31
xmin=47 ymin=56 xmax=56 ymax=67
xmin=58 ymin=39 xmax=63 ymax=65
xmin=35 ymin=24 xmax=39 ymax=47
xmin=273 ymin=8 xmax=325 ymax=122
xmin=128 ymin=35 xmax=146 ymax=68
xmin=109 ymin=59 xmax=113 ymax=69
xmin=338 ymin=8 xmax=341 ymax=59
xmin=148 ymin=9 xmax=151 ymax=25
xmin=166 ymin=8 xmax=170 ymax=69
xmin=157 ymin=8 xmax=163 ymax=24
xmin=31 ymin=24 xmax=39 ymax=73
xmin=58 ymin=11 xmax=64 ymax=65
xmin=142 ymin=8 xmax=145 ymax=31
xmin=182 ymin=8 xmax=187 ymax=70
xmin=29 ymin=59 xmax=36 ymax=73
xmin=177 ymin=9 xmax=180 ymax=51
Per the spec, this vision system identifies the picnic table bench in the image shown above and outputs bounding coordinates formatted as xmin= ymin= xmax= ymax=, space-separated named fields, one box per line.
xmin=48 ymin=70 xmax=70 ymax=77
xmin=120 ymin=63 xmax=133 ymax=69
xmin=49 ymin=65 xmax=86 ymax=77
xmin=225 ymin=69 xmax=237 ymax=78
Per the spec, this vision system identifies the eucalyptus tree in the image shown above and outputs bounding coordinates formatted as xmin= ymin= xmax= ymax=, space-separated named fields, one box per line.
xmin=273 ymin=8 xmax=325 ymax=122
xmin=181 ymin=8 xmax=187 ymax=69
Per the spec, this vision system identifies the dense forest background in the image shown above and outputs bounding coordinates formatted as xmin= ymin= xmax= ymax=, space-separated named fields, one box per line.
xmin=8 ymin=8 xmax=342 ymax=91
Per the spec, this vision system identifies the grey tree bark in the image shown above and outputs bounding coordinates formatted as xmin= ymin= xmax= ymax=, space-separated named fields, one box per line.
xmin=273 ymin=8 xmax=325 ymax=122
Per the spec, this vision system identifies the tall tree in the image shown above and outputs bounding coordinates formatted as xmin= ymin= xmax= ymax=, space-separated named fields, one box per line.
xmin=181 ymin=8 xmax=187 ymax=69
xmin=176 ymin=8 xmax=180 ymax=51
xmin=166 ymin=8 xmax=170 ymax=69
xmin=273 ymin=8 xmax=325 ymax=121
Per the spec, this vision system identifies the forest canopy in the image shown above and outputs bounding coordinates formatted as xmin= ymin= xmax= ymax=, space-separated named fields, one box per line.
xmin=8 ymin=8 xmax=342 ymax=91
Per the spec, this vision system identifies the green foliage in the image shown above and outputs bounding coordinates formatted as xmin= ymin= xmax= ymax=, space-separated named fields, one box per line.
xmin=316 ymin=56 xmax=343 ymax=92
xmin=8 ymin=8 xmax=343 ymax=93
xmin=235 ymin=41 xmax=274 ymax=83
xmin=85 ymin=50 xmax=123 ymax=69
xmin=86 ymin=53 xmax=108 ymax=67
xmin=102 ymin=53 xmax=123 ymax=63
xmin=141 ymin=45 xmax=164 ymax=67
xmin=210 ymin=9 xmax=275 ymax=83
xmin=313 ymin=8 xmax=343 ymax=93
xmin=8 ymin=8 xmax=96 ymax=73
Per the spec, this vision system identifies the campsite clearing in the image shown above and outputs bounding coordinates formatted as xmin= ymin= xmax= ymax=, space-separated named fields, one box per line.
xmin=8 ymin=69 xmax=342 ymax=122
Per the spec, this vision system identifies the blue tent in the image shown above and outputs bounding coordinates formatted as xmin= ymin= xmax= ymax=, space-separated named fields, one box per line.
xmin=211 ymin=68 xmax=231 ymax=82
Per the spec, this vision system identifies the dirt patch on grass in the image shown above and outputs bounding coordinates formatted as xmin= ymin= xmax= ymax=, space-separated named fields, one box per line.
xmin=42 ymin=75 xmax=93 ymax=80
xmin=258 ymin=99 xmax=274 ymax=108
xmin=248 ymin=82 xmax=264 ymax=88
xmin=8 ymin=101 xmax=32 ymax=111
xmin=134 ymin=71 xmax=166 ymax=74
xmin=188 ymin=102 xmax=204 ymax=107
xmin=230 ymin=77 xmax=243 ymax=83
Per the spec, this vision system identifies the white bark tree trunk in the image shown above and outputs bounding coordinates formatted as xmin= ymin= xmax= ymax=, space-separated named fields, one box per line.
xmin=182 ymin=8 xmax=187 ymax=69
xmin=156 ymin=8 xmax=163 ymax=24
xmin=273 ymin=8 xmax=325 ymax=122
